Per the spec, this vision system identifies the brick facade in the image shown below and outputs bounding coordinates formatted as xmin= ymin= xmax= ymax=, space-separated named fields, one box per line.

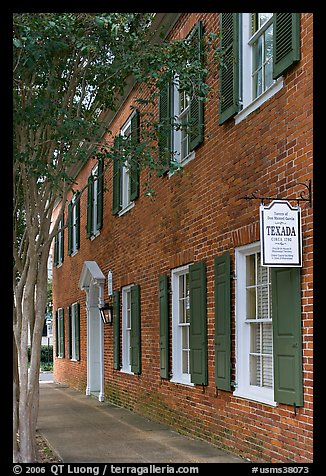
xmin=53 ymin=13 xmax=313 ymax=462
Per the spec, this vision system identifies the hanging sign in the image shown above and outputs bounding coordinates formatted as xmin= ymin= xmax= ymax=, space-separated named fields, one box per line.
xmin=108 ymin=270 xmax=113 ymax=296
xmin=260 ymin=200 xmax=302 ymax=267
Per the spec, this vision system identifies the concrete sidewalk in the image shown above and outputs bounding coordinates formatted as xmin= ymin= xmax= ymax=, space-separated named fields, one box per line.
xmin=38 ymin=382 xmax=246 ymax=464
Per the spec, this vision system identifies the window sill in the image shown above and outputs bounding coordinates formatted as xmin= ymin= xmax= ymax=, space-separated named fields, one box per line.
xmin=170 ymin=377 xmax=195 ymax=387
xmin=118 ymin=201 xmax=135 ymax=217
xmin=235 ymin=77 xmax=284 ymax=125
xmin=168 ymin=151 xmax=196 ymax=177
xmin=120 ymin=368 xmax=134 ymax=375
xmin=90 ymin=230 xmax=100 ymax=241
xmin=56 ymin=262 xmax=63 ymax=269
xmin=70 ymin=249 xmax=78 ymax=257
xmin=233 ymin=389 xmax=277 ymax=407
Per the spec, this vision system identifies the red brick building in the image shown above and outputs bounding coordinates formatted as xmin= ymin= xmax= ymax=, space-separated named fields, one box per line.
xmin=52 ymin=13 xmax=313 ymax=462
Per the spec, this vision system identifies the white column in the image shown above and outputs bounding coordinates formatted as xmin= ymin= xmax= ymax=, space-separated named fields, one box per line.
xmin=85 ymin=288 xmax=91 ymax=396
xmin=97 ymin=282 xmax=105 ymax=402
xmin=99 ymin=318 xmax=105 ymax=402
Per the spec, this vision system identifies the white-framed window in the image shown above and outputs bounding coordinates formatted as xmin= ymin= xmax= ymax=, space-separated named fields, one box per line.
xmin=234 ymin=242 xmax=276 ymax=406
xmin=91 ymin=163 xmax=99 ymax=237
xmin=121 ymin=285 xmax=133 ymax=373
xmin=71 ymin=195 xmax=78 ymax=254
xmin=70 ymin=302 xmax=80 ymax=361
xmin=54 ymin=217 xmax=64 ymax=267
xmin=171 ymin=265 xmax=194 ymax=386
xmin=57 ymin=307 xmax=64 ymax=358
xmin=171 ymin=76 xmax=195 ymax=168
xmin=119 ymin=118 xmax=135 ymax=215
xmin=236 ymin=13 xmax=283 ymax=124
xmin=69 ymin=192 xmax=80 ymax=255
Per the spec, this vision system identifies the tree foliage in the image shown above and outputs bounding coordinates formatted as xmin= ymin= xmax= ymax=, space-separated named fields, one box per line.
xmin=13 ymin=12 xmax=220 ymax=462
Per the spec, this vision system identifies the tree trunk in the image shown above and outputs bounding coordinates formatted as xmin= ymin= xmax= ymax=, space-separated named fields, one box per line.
xmin=13 ymin=246 xmax=50 ymax=463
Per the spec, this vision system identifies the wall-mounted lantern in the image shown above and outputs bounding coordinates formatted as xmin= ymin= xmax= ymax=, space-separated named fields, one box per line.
xmin=99 ymin=300 xmax=113 ymax=325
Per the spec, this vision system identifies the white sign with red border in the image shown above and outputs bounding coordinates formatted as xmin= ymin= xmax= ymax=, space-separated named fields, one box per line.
xmin=260 ymin=200 xmax=302 ymax=267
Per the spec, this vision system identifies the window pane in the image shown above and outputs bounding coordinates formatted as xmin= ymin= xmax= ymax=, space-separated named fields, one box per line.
xmin=262 ymin=323 xmax=273 ymax=354
xmin=246 ymin=255 xmax=256 ymax=286
xmin=265 ymin=25 xmax=273 ymax=60
xmin=250 ymin=323 xmax=260 ymax=354
xmin=179 ymin=275 xmax=185 ymax=298
xmin=262 ymin=355 xmax=273 ymax=388
xmin=250 ymin=354 xmax=261 ymax=386
xmin=182 ymin=326 xmax=189 ymax=349
xmin=246 ymin=287 xmax=256 ymax=319
xmin=182 ymin=350 xmax=190 ymax=374
xmin=265 ymin=58 xmax=273 ymax=90
xmin=258 ymin=13 xmax=273 ymax=28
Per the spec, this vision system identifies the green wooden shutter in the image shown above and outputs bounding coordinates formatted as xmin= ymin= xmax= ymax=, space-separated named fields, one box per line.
xmin=54 ymin=235 xmax=58 ymax=267
xmin=189 ymin=261 xmax=207 ymax=385
xmin=67 ymin=201 xmax=73 ymax=256
xmin=214 ymin=252 xmax=231 ymax=391
xmin=272 ymin=267 xmax=303 ymax=406
xmin=67 ymin=305 xmax=72 ymax=359
xmin=130 ymin=110 xmax=140 ymax=201
xmin=86 ymin=175 xmax=93 ymax=238
xmin=158 ymin=78 xmax=173 ymax=175
xmin=75 ymin=191 xmax=80 ymax=250
xmin=273 ymin=13 xmax=300 ymax=79
xmin=112 ymin=136 xmax=122 ymax=215
xmin=113 ymin=290 xmax=120 ymax=370
xmin=96 ymin=159 xmax=104 ymax=231
xmin=55 ymin=310 xmax=59 ymax=357
xmin=74 ymin=303 xmax=80 ymax=361
xmin=188 ymin=21 xmax=204 ymax=151
xmin=130 ymin=284 xmax=141 ymax=374
xmin=159 ymin=275 xmax=169 ymax=379
xmin=219 ymin=13 xmax=240 ymax=125
xmin=60 ymin=214 xmax=64 ymax=263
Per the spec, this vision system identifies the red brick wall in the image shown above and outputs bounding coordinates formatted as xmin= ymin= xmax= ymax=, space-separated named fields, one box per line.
xmin=53 ymin=13 xmax=313 ymax=463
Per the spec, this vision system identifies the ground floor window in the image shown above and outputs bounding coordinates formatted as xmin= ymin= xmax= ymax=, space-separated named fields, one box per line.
xmin=68 ymin=302 xmax=80 ymax=361
xmin=56 ymin=308 xmax=65 ymax=358
xmin=171 ymin=265 xmax=193 ymax=386
xmin=234 ymin=242 xmax=276 ymax=405
xmin=121 ymin=285 xmax=132 ymax=373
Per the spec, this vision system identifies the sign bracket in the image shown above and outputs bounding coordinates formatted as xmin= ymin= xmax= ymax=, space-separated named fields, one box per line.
xmin=241 ymin=180 xmax=312 ymax=207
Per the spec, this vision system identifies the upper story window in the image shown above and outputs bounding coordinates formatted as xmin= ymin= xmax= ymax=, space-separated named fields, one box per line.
xmin=121 ymin=118 xmax=134 ymax=213
xmin=238 ymin=12 xmax=282 ymax=122
xmin=112 ymin=110 xmax=140 ymax=216
xmin=68 ymin=192 xmax=80 ymax=256
xmin=219 ymin=13 xmax=300 ymax=125
xmin=158 ymin=21 xmax=204 ymax=175
xmin=53 ymin=216 xmax=64 ymax=267
xmin=86 ymin=160 xmax=103 ymax=239
xmin=170 ymin=77 xmax=194 ymax=167
xmin=249 ymin=13 xmax=274 ymax=100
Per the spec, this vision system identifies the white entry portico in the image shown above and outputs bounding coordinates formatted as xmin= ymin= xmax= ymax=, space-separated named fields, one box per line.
xmin=79 ymin=261 xmax=106 ymax=402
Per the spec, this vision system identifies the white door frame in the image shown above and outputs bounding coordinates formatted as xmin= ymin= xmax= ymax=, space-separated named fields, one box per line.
xmin=79 ymin=261 xmax=106 ymax=402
